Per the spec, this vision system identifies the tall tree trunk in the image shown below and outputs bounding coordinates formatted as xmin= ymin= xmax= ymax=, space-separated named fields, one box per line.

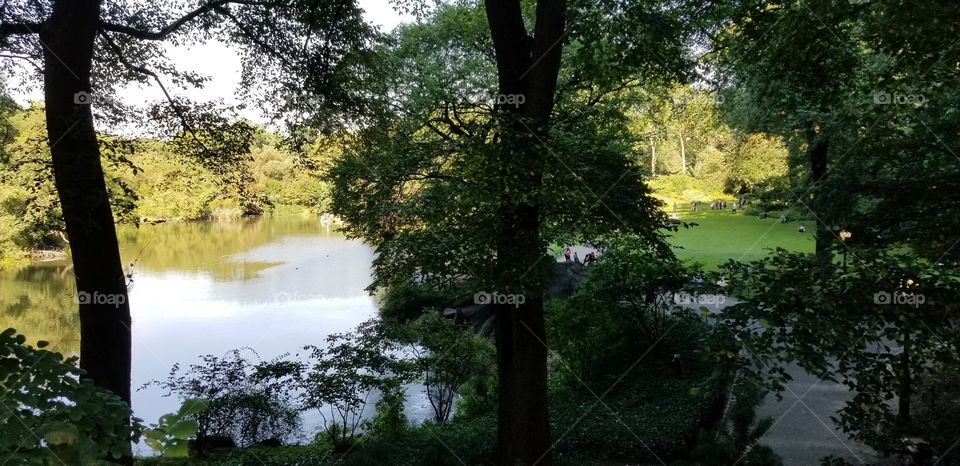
xmin=805 ymin=125 xmax=831 ymax=264
xmin=649 ymin=137 xmax=656 ymax=175
xmin=679 ymin=129 xmax=686 ymax=175
xmin=898 ymin=333 xmax=912 ymax=428
xmin=41 ymin=0 xmax=133 ymax=408
xmin=484 ymin=0 xmax=565 ymax=463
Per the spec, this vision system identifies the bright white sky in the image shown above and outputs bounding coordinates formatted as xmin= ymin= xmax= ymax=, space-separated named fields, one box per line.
xmin=9 ymin=0 xmax=411 ymax=127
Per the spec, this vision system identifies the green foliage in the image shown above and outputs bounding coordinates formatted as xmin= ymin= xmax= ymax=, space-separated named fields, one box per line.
xmin=913 ymin=364 xmax=960 ymax=459
xmin=0 ymin=327 xmax=141 ymax=464
xmin=378 ymin=281 xmax=462 ymax=323
xmin=727 ymin=134 xmax=789 ymax=191
xmin=549 ymin=368 xmax=710 ymax=463
xmin=329 ymin=1 xmax=674 ymax=294
xmin=0 ymin=102 xmax=339 ymax=262
xmin=143 ymin=349 xmax=301 ymax=448
xmin=362 ymin=386 xmax=408 ymax=439
xmin=300 ymin=319 xmax=399 ymax=451
xmin=136 ymin=444 xmax=334 ymax=466
xmin=453 ymin=366 xmax=498 ymax=422
xmin=719 ymin=249 xmax=960 ymax=453
xmin=0 ymin=104 xmax=65 ymax=262
xmin=649 ymin=174 xmax=724 ymax=204
xmin=549 ymin=234 xmax=695 ymax=380
xmin=396 ymin=312 xmax=496 ymax=423
xmin=714 ymin=0 xmax=960 ymax=264
xmin=137 ymin=416 xmax=498 ymax=466
xmin=684 ymin=377 xmax=780 ymax=466
xmin=143 ymin=399 xmax=209 ymax=457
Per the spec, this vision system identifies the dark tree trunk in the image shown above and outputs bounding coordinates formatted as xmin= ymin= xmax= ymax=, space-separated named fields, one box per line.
xmin=40 ymin=0 xmax=133 ymax=407
xmin=898 ymin=334 xmax=912 ymax=427
xmin=484 ymin=0 xmax=565 ymax=464
xmin=805 ymin=125 xmax=831 ymax=264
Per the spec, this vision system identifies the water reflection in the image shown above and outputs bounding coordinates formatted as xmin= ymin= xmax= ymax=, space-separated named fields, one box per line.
xmin=0 ymin=215 xmax=434 ymax=450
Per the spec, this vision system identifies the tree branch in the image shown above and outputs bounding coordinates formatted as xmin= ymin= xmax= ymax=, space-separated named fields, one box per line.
xmin=0 ymin=22 xmax=42 ymax=36
xmin=99 ymin=0 xmax=270 ymax=40
xmin=99 ymin=31 xmax=217 ymax=158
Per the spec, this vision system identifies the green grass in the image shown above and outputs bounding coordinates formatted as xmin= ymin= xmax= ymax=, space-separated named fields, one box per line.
xmin=667 ymin=208 xmax=815 ymax=269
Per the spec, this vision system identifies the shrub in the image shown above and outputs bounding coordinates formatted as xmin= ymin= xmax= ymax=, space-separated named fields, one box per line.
xmin=299 ymin=319 xmax=400 ymax=452
xmin=685 ymin=376 xmax=780 ymax=465
xmin=143 ymin=349 xmax=302 ymax=448
xmin=549 ymin=374 xmax=708 ymax=463
xmin=0 ymin=327 xmax=141 ymax=463
xmin=548 ymin=234 xmax=696 ymax=381
xmin=378 ymin=281 xmax=463 ymax=323
xmin=396 ymin=312 xmax=496 ymax=423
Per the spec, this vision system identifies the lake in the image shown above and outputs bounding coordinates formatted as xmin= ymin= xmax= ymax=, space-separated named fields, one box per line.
xmin=0 ymin=215 xmax=435 ymax=451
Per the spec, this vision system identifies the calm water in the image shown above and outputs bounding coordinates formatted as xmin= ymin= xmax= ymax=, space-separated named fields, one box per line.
xmin=0 ymin=215 xmax=433 ymax=450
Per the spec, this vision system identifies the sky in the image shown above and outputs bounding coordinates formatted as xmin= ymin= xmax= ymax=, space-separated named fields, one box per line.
xmin=8 ymin=0 xmax=411 ymax=127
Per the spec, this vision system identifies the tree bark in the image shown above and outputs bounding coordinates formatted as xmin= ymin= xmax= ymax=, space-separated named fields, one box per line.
xmin=41 ymin=0 xmax=133 ymax=408
xmin=484 ymin=0 xmax=565 ymax=463
xmin=649 ymin=137 xmax=656 ymax=175
xmin=897 ymin=333 xmax=912 ymax=427
xmin=805 ymin=125 xmax=831 ymax=264
xmin=679 ymin=129 xmax=686 ymax=175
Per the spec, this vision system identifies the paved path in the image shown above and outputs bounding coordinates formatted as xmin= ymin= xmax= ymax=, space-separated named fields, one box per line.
xmin=676 ymin=295 xmax=893 ymax=465
xmin=756 ymin=363 xmax=892 ymax=465
xmin=559 ymin=246 xmax=896 ymax=465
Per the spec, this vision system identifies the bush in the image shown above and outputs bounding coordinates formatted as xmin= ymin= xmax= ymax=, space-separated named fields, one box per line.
xmin=137 ymin=417 xmax=498 ymax=466
xmin=649 ymin=174 xmax=727 ymax=204
xmin=378 ymin=281 xmax=463 ymax=323
xmin=912 ymin=364 xmax=960 ymax=460
xmin=548 ymin=234 xmax=696 ymax=381
xmin=549 ymin=374 xmax=709 ymax=463
xmin=0 ymin=327 xmax=141 ymax=463
xmin=396 ymin=312 xmax=496 ymax=423
xmin=142 ymin=349 xmax=301 ymax=448
xmin=684 ymin=377 xmax=780 ymax=465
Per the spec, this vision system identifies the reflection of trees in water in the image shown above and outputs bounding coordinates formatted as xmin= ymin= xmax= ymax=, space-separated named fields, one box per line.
xmin=2 ymin=215 xmax=336 ymax=355
xmin=116 ymin=215 xmax=326 ymax=280
xmin=0 ymin=262 xmax=79 ymax=354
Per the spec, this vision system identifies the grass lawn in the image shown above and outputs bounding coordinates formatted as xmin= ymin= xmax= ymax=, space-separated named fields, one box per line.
xmin=667 ymin=209 xmax=815 ymax=269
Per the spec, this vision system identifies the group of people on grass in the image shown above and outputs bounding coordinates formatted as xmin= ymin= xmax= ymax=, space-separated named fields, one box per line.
xmin=687 ymin=195 xmax=749 ymax=214
xmin=563 ymin=246 xmax=599 ymax=265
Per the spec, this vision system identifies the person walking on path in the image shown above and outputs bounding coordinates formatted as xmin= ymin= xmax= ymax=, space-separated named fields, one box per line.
xmin=563 ymin=246 xmax=571 ymax=262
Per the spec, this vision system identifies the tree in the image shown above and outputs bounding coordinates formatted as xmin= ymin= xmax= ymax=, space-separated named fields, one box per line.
xmin=330 ymin=1 xmax=698 ymax=462
xmin=144 ymin=349 xmax=302 ymax=448
xmin=727 ymin=133 xmax=788 ymax=194
xmin=713 ymin=0 xmax=864 ymax=263
xmin=720 ymin=250 xmax=960 ymax=453
xmin=299 ymin=319 xmax=399 ymax=451
xmin=550 ymin=234 xmax=691 ymax=381
xmin=398 ymin=312 xmax=496 ymax=424
xmin=715 ymin=0 xmax=960 ymax=265
xmin=0 ymin=0 xmax=374 ymax=412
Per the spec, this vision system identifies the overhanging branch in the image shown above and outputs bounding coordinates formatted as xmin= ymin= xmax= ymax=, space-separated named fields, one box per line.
xmin=0 ymin=22 xmax=42 ymax=36
xmin=99 ymin=31 xmax=216 ymax=158
xmin=99 ymin=0 xmax=270 ymax=40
